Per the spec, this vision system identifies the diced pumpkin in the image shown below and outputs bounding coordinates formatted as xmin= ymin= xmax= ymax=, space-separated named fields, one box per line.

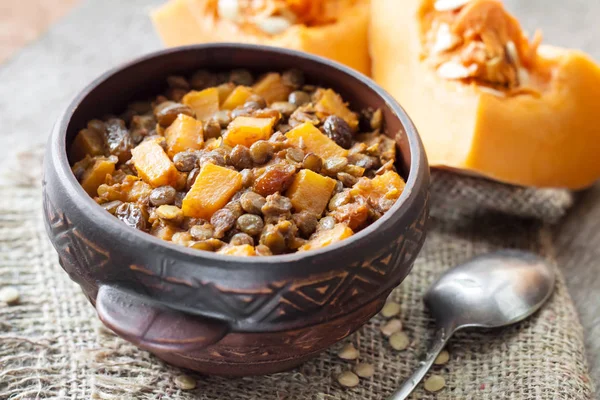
xmin=151 ymin=0 xmax=371 ymax=75
xmin=223 ymin=116 xmax=276 ymax=147
xmin=182 ymin=163 xmax=243 ymax=219
xmin=131 ymin=139 xmax=179 ymax=187
xmin=286 ymin=169 xmax=336 ymax=216
xmin=218 ymin=244 xmax=257 ymax=256
xmin=164 ymin=114 xmax=204 ymax=157
xmin=70 ymin=128 xmax=105 ymax=162
xmin=299 ymin=223 xmax=354 ymax=251
xmin=285 ymin=122 xmax=348 ymax=159
xmin=182 ymin=87 xmax=220 ymax=121
xmin=314 ymin=89 xmax=359 ymax=130
xmin=222 ymin=86 xmax=254 ymax=110
xmin=371 ymin=0 xmax=600 ymax=188
xmin=252 ymin=73 xmax=292 ymax=105
xmin=78 ymin=157 xmax=116 ymax=196
xmin=352 ymin=170 xmax=405 ymax=211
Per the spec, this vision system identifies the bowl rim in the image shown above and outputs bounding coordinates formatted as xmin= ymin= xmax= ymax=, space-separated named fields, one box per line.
xmin=50 ymin=43 xmax=427 ymax=266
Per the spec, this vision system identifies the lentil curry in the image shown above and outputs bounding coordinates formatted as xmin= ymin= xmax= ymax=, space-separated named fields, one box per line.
xmin=70 ymin=69 xmax=405 ymax=256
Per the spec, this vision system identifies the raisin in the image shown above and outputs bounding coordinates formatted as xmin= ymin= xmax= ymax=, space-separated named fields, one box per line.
xmin=253 ymin=164 xmax=296 ymax=196
xmin=323 ymin=116 xmax=353 ymax=149
xmin=115 ymin=203 xmax=147 ymax=231
xmin=104 ymin=119 xmax=133 ymax=163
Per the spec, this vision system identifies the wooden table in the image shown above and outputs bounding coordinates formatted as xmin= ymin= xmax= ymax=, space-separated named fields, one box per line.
xmin=1 ymin=0 xmax=598 ymax=389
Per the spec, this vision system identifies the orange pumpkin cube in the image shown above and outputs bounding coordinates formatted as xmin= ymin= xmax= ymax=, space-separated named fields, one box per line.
xmin=182 ymin=163 xmax=243 ymax=219
xmin=222 ymin=86 xmax=254 ymax=110
xmin=314 ymin=89 xmax=359 ymax=130
xmin=78 ymin=157 xmax=116 ymax=196
xmin=252 ymin=73 xmax=292 ymax=104
xmin=182 ymin=87 xmax=220 ymax=121
xmin=285 ymin=122 xmax=348 ymax=159
xmin=352 ymin=170 xmax=405 ymax=211
xmin=218 ymin=244 xmax=257 ymax=256
xmin=164 ymin=114 xmax=204 ymax=157
xmin=70 ymin=128 xmax=105 ymax=162
xmin=299 ymin=223 xmax=354 ymax=251
xmin=131 ymin=139 xmax=179 ymax=187
xmin=286 ymin=169 xmax=336 ymax=216
xmin=223 ymin=116 xmax=276 ymax=147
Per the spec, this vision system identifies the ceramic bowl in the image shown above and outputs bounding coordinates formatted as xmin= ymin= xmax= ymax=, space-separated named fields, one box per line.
xmin=42 ymin=44 xmax=430 ymax=376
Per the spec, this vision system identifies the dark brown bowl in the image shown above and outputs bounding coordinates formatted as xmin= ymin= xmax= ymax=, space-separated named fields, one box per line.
xmin=42 ymin=44 xmax=430 ymax=376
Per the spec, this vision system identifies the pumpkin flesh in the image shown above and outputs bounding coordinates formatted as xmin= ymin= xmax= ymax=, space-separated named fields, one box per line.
xmin=371 ymin=0 xmax=600 ymax=188
xmin=151 ymin=0 xmax=371 ymax=75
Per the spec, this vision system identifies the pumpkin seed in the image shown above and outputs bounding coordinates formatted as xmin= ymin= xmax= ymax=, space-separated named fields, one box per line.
xmin=174 ymin=374 xmax=196 ymax=390
xmin=381 ymin=301 xmax=401 ymax=318
xmin=434 ymin=350 xmax=450 ymax=365
xmin=431 ymin=23 xmax=461 ymax=54
xmin=381 ymin=319 xmax=403 ymax=336
xmin=337 ymin=371 xmax=360 ymax=388
xmin=338 ymin=343 xmax=359 ymax=360
xmin=477 ymin=86 xmax=506 ymax=97
xmin=0 ymin=286 xmax=19 ymax=305
xmin=436 ymin=61 xmax=477 ymax=80
xmin=354 ymin=362 xmax=375 ymax=378
xmin=424 ymin=374 xmax=446 ymax=392
xmin=518 ymin=67 xmax=530 ymax=87
xmin=389 ymin=331 xmax=410 ymax=351
xmin=256 ymin=16 xmax=293 ymax=35
xmin=218 ymin=0 xmax=240 ymax=21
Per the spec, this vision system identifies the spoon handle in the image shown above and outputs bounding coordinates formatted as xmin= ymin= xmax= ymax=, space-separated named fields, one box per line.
xmin=387 ymin=326 xmax=452 ymax=400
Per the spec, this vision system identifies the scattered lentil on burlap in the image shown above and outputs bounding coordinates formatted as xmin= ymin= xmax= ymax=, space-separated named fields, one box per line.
xmin=174 ymin=374 xmax=197 ymax=390
xmin=354 ymin=363 xmax=375 ymax=379
xmin=381 ymin=319 xmax=403 ymax=337
xmin=338 ymin=343 xmax=360 ymax=360
xmin=424 ymin=375 xmax=446 ymax=393
xmin=338 ymin=371 xmax=360 ymax=388
xmin=0 ymin=286 xmax=20 ymax=305
xmin=381 ymin=301 xmax=401 ymax=318
xmin=389 ymin=331 xmax=411 ymax=351
xmin=434 ymin=350 xmax=450 ymax=365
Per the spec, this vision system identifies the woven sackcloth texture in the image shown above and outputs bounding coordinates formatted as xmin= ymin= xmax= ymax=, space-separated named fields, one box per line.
xmin=0 ymin=170 xmax=593 ymax=400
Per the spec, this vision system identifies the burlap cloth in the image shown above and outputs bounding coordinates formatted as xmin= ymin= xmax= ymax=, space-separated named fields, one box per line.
xmin=0 ymin=166 xmax=594 ymax=399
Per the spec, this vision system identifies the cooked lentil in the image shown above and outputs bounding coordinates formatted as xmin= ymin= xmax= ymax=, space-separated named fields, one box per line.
xmin=71 ymin=69 xmax=405 ymax=256
xmin=288 ymin=90 xmax=311 ymax=106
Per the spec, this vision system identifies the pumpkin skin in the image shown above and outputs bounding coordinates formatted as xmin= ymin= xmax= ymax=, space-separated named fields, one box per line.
xmin=370 ymin=0 xmax=600 ymax=189
xmin=151 ymin=0 xmax=371 ymax=75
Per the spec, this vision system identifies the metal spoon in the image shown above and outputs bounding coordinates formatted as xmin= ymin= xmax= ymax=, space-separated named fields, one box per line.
xmin=388 ymin=250 xmax=555 ymax=400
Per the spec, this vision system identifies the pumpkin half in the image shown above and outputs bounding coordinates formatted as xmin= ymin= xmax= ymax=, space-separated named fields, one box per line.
xmin=151 ymin=0 xmax=371 ymax=75
xmin=371 ymin=0 xmax=600 ymax=188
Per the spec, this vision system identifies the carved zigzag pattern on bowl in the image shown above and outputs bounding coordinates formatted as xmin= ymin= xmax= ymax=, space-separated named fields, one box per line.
xmin=43 ymin=190 xmax=110 ymax=279
xmin=133 ymin=195 xmax=429 ymax=325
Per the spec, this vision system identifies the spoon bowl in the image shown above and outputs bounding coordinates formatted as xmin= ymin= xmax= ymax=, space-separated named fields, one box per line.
xmin=389 ymin=250 xmax=555 ymax=399
xmin=425 ymin=250 xmax=556 ymax=331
